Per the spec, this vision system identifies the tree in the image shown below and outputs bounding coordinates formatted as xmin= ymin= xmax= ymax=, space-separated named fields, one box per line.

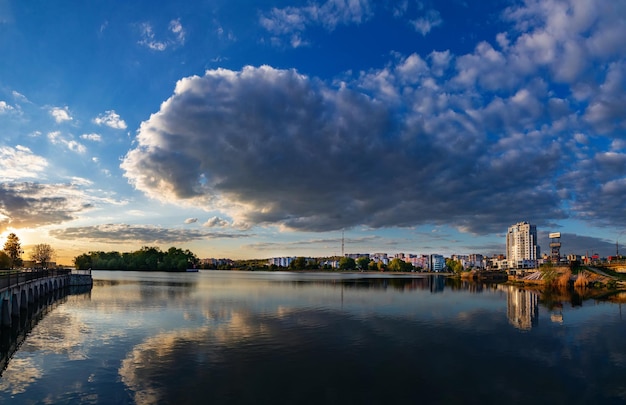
xmin=73 ymin=246 xmax=199 ymax=271
xmin=377 ymin=261 xmax=386 ymax=272
xmin=3 ymin=233 xmax=23 ymax=269
xmin=290 ymin=256 xmax=307 ymax=269
xmin=0 ymin=251 xmax=11 ymax=269
xmin=356 ymin=256 xmax=370 ymax=271
xmin=445 ymin=258 xmax=464 ymax=275
xmin=73 ymin=253 xmax=92 ymax=270
xmin=338 ymin=256 xmax=356 ymax=270
xmin=31 ymin=244 xmax=56 ymax=269
xmin=388 ymin=258 xmax=413 ymax=272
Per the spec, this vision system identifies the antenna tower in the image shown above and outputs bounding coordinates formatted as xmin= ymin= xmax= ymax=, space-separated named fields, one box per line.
xmin=341 ymin=230 xmax=344 ymax=257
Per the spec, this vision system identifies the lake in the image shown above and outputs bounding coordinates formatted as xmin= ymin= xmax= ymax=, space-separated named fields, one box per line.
xmin=1 ymin=270 xmax=625 ymax=404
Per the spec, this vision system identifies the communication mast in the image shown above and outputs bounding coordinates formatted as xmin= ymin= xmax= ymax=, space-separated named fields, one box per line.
xmin=549 ymin=232 xmax=561 ymax=263
xmin=341 ymin=230 xmax=345 ymax=257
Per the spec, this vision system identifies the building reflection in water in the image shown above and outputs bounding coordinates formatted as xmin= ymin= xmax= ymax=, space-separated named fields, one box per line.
xmin=505 ymin=286 xmax=539 ymax=330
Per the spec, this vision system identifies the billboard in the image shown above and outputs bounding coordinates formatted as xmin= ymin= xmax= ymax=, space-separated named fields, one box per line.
xmin=549 ymin=232 xmax=561 ymax=239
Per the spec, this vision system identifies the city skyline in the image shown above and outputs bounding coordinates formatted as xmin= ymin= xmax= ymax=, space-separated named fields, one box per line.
xmin=1 ymin=0 xmax=625 ymax=264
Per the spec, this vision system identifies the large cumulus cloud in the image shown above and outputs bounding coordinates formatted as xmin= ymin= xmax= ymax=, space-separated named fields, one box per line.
xmin=122 ymin=0 xmax=626 ymax=235
xmin=121 ymin=65 xmax=563 ymax=234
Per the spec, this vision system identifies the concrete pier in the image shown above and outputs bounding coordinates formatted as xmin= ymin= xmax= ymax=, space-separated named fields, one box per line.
xmin=0 ymin=269 xmax=91 ymax=328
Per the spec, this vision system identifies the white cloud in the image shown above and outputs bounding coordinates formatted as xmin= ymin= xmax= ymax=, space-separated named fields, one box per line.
xmin=0 ymin=145 xmax=48 ymax=181
xmin=66 ymin=140 xmax=87 ymax=154
xmin=81 ymin=133 xmax=102 ymax=142
xmin=503 ymin=0 xmax=626 ymax=84
xmin=428 ymin=50 xmax=452 ymax=77
xmin=12 ymin=91 xmax=29 ymax=103
xmin=203 ymin=216 xmax=229 ymax=228
xmin=410 ymin=9 xmax=442 ymax=36
xmin=49 ymin=106 xmax=72 ymax=123
xmin=184 ymin=218 xmax=198 ymax=224
xmin=70 ymin=177 xmax=93 ymax=186
xmin=138 ymin=20 xmax=186 ymax=51
xmin=93 ymin=110 xmax=127 ymax=129
xmin=0 ymin=101 xmax=14 ymax=113
xmin=138 ymin=23 xmax=167 ymax=51
xmin=169 ymin=18 xmax=185 ymax=44
xmin=47 ymin=131 xmax=62 ymax=144
xmin=392 ymin=0 xmax=409 ymax=17
xmin=396 ymin=53 xmax=428 ymax=83
xmin=260 ymin=0 xmax=373 ymax=47
xmin=47 ymin=131 xmax=86 ymax=154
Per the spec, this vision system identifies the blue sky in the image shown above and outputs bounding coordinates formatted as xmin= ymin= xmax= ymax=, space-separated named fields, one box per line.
xmin=1 ymin=0 xmax=625 ymax=264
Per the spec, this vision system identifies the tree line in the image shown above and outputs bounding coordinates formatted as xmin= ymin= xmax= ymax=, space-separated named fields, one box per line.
xmin=73 ymin=246 xmax=199 ymax=271
xmin=211 ymin=256 xmax=420 ymax=272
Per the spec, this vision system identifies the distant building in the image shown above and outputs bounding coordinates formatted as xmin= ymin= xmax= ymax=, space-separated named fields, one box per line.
xmin=567 ymin=254 xmax=582 ymax=263
xmin=370 ymin=253 xmax=389 ymax=265
xmin=430 ymin=254 xmax=445 ymax=272
xmin=468 ymin=254 xmax=484 ymax=269
xmin=451 ymin=254 xmax=485 ymax=270
xmin=268 ymin=257 xmax=296 ymax=267
xmin=414 ymin=254 xmax=430 ymax=270
xmin=345 ymin=253 xmax=369 ymax=260
xmin=486 ymin=255 xmax=508 ymax=270
xmin=506 ymin=221 xmax=539 ymax=269
xmin=21 ymin=260 xmax=57 ymax=269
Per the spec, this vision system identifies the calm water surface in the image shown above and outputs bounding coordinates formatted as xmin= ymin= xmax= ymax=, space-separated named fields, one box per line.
xmin=1 ymin=270 xmax=625 ymax=404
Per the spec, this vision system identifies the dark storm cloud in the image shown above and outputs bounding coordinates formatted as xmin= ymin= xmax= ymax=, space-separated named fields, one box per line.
xmin=121 ymin=65 xmax=569 ymax=234
xmin=538 ymin=232 xmax=618 ymax=258
xmin=122 ymin=1 xmax=626 ymax=235
xmin=0 ymin=182 xmax=93 ymax=232
xmin=50 ymin=223 xmax=249 ymax=244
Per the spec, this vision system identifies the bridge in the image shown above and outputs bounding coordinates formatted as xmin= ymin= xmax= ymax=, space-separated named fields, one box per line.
xmin=0 ymin=269 xmax=92 ymax=327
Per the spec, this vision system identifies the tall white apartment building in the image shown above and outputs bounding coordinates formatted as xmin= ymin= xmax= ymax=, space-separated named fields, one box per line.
xmin=506 ymin=221 xmax=539 ymax=269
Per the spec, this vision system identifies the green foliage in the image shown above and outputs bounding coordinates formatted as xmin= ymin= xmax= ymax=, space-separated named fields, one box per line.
xmin=0 ymin=251 xmax=11 ymax=269
xmin=338 ymin=256 xmax=356 ymax=270
xmin=290 ymin=256 xmax=308 ymax=270
xmin=569 ymin=260 xmax=581 ymax=273
xmin=445 ymin=258 xmax=464 ymax=275
xmin=388 ymin=258 xmax=413 ymax=272
xmin=356 ymin=256 xmax=371 ymax=270
xmin=73 ymin=246 xmax=199 ymax=271
xmin=377 ymin=261 xmax=386 ymax=272
xmin=3 ymin=233 xmax=23 ymax=269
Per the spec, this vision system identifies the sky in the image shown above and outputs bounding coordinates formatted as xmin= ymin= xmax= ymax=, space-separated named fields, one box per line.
xmin=1 ymin=0 xmax=625 ymax=265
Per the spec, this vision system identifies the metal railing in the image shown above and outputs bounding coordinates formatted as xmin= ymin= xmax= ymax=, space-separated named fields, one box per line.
xmin=0 ymin=269 xmax=72 ymax=292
